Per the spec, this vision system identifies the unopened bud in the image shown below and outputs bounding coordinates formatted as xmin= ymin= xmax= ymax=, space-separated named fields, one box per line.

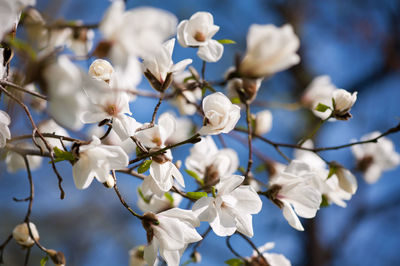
xmin=103 ymin=174 xmax=115 ymax=188
xmin=47 ymin=249 xmax=66 ymax=266
xmin=89 ymin=59 xmax=114 ymax=83
xmin=332 ymin=89 xmax=357 ymax=120
xmin=175 ymin=160 xmax=182 ymax=169
xmin=12 ymin=222 xmax=40 ymax=247
xmin=191 ymin=251 xmax=202 ymax=263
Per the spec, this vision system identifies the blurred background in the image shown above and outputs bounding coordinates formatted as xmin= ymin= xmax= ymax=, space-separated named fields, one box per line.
xmin=1 ymin=0 xmax=400 ymax=265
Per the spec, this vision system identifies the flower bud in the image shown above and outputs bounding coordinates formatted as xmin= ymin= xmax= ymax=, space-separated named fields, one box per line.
xmin=47 ymin=249 xmax=66 ymax=266
xmin=191 ymin=251 xmax=202 ymax=263
xmin=332 ymin=89 xmax=357 ymax=120
xmin=103 ymin=174 xmax=115 ymax=188
xmin=12 ymin=222 xmax=40 ymax=247
xmin=89 ymin=59 xmax=114 ymax=83
xmin=254 ymin=110 xmax=273 ymax=135
xmin=330 ymin=162 xmax=357 ymax=195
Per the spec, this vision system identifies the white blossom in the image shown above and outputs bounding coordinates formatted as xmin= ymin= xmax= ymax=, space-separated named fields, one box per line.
xmin=165 ymin=115 xmax=193 ymax=145
xmin=68 ymin=27 xmax=95 ymax=56
xmin=171 ymin=71 xmax=202 ymax=116
xmin=185 ymin=136 xmax=239 ymax=187
xmin=332 ymin=89 xmax=357 ymax=119
xmin=12 ymin=222 xmax=39 ymax=247
xmin=143 ymin=208 xmax=202 ymax=266
xmin=89 ymin=59 xmax=114 ymax=83
xmin=239 ymin=24 xmax=300 ymax=78
xmin=255 ymin=110 xmax=273 ymax=135
xmin=268 ymin=160 xmax=321 ymax=231
xmin=0 ymin=48 xmax=6 ymax=79
xmin=199 ymin=92 xmax=240 ymax=135
xmin=177 ymin=11 xmax=224 ymax=62
xmin=37 ymin=119 xmax=69 ymax=150
xmin=129 ymin=246 xmax=148 ymax=266
xmin=137 ymin=191 xmax=182 ymax=213
xmin=0 ymin=110 xmax=11 ymax=148
xmin=247 ymin=242 xmax=291 ymax=266
xmin=44 ymin=55 xmax=89 ymax=130
xmin=193 ymin=175 xmax=262 ymax=237
xmin=0 ymin=0 xmax=36 ymax=39
xmin=6 ymin=143 xmax=42 ymax=173
xmin=142 ymin=38 xmax=192 ymax=85
xmin=99 ymin=1 xmax=177 ymax=66
xmin=352 ymin=132 xmax=400 ymax=184
xmin=72 ymin=136 xmax=128 ymax=189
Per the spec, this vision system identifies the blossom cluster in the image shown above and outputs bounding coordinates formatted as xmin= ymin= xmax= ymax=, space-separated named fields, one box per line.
xmin=0 ymin=1 xmax=399 ymax=266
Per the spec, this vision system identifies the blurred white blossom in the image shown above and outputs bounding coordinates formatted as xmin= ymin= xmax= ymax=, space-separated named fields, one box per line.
xmin=12 ymin=222 xmax=39 ymax=247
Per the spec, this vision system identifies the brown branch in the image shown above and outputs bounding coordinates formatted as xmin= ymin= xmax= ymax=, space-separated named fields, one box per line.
xmin=0 ymin=85 xmax=65 ymax=199
xmin=0 ymin=80 xmax=47 ymax=100
xmin=244 ymin=102 xmax=253 ymax=178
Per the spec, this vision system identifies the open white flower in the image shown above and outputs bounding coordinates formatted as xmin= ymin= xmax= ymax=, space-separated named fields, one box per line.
xmin=0 ymin=110 xmax=11 ymax=148
xmin=72 ymin=136 xmax=128 ymax=189
xmin=268 ymin=160 xmax=321 ymax=231
xmin=142 ymin=38 xmax=192 ymax=88
xmin=193 ymin=175 xmax=262 ymax=237
xmin=185 ymin=136 xmax=239 ymax=187
xmin=255 ymin=110 xmax=273 ymax=135
xmin=44 ymin=55 xmax=89 ymax=130
xmin=247 ymin=242 xmax=291 ymax=266
xmin=12 ymin=222 xmax=39 ymax=247
xmin=352 ymin=132 xmax=400 ymax=184
xmin=199 ymin=92 xmax=240 ymax=135
xmin=0 ymin=0 xmax=36 ymax=39
xmin=6 ymin=142 xmax=43 ymax=173
xmin=171 ymin=71 xmax=202 ymax=116
xmin=177 ymin=11 xmax=224 ymax=62
xmin=239 ymin=24 xmax=300 ymax=78
xmin=68 ymin=26 xmax=95 ymax=56
xmin=142 ymin=208 xmax=202 ymax=266
xmin=99 ymin=1 xmax=177 ymax=66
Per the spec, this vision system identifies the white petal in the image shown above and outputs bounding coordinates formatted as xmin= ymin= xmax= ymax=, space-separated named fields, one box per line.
xmin=197 ymin=39 xmax=224 ymax=62
xmin=144 ymin=241 xmax=158 ymax=266
xmin=282 ymin=201 xmax=304 ymax=231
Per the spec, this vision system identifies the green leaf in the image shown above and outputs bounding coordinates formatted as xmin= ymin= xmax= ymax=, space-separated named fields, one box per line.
xmin=138 ymin=160 xmax=152 ymax=173
xmin=201 ymin=86 xmax=207 ymax=96
xmin=40 ymin=256 xmax=48 ymax=266
xmin=183 ymin=76 xmax=196 ymax=83
xmin=315 ymin=103 xmax=331 ymax=112
xmin=8 ymin=38 xmax=36 ymax=60
xmin=185 ymin=169 xmax=204 ymax=186
xmin=218 ymin=39 xmax=236 ymax=44
xmin=138 ymin=188 xmax=151 ymax=204
xmin=255 ymin=164 xmax=266 ymax=173
xmin=186 ymin=192 xmax=208 ymax=200
xmin=320 ymin=194 xmax=330 ymax=208
xmin=327 ymin=164 xmax=337 ymax=179
xmin=164 ymin=193 xmax=174 ymax=205
xmin=225 ymin=258 xmax=244 ymax=266
xmin=231 ymin=97 xmax=241 ymax=104
xmin=53 ymin=147 xmax=74 ymax=163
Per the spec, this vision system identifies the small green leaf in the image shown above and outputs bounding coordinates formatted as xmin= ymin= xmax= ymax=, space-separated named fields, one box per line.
xmin=185 ymin=169 xmax=204 ymax=185
xmin=255 ymin=164 xmax=266 ymax=173
xmin=327 ymin=165 xmax=337 ymax=179
xmin=8 ymin=37 xmax=37 ymax=60
xmin=138 ymin=160 xmax=152 ymax=173
xmin=315 ymin=103 xmax=331 ymax=112
xmin=225 ymin=258 xmax=244 ymax=266
xmin=138 ymin=188 xmax=151 ymax=204
xmin=320 ymin=194 xmax=330 ymax=208
xmin=164 ymin=193 xmax=174 ymax=205
xmin=231 ymin=97 xmax=241 ymax=104
xmin=186 ymin=192 xmax=208 ymax=200
xmin=53 ymin=147 xmax=74 ymax=163
xmin=218 ymin=39 xmax=236 ymax=44
xmin=183 ymin=76 xmax=196 ymax=83
xmin=40 ymin=256 xmax=48 ymax=266
xmin=201 ymin=86 xmax=207 ymax=96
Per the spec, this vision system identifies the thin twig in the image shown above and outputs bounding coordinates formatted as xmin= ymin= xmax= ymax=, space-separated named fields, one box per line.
xmin=226 ymin=235 xmax=246 ymax=261
xmin=23 ymin=247 xmax=31 ymax=266
xmin=0 ymin=80 xmax=47 ymax=100
xmin=244 ymin=102 xmax=253 ymax=178
xmin=238 ymin=232 xmax=268 ymax=265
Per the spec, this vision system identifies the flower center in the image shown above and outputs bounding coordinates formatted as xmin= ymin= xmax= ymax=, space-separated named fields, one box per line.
xmin=194 ymin=31 xmax=206 ymax=42
xmin=105 ymin=104 xmax=119 ymax=117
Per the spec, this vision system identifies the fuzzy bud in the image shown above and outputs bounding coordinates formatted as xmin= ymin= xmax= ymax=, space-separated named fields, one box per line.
xmin=89 ymin=59 xmax=114 ymax=83
xmin=12 ymin=222 xmax=39 ymax=247
xmin=332 ymin=89 xmax=357 ymax=120
xmin=47 ymin=249 xmax=66 ymax=266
